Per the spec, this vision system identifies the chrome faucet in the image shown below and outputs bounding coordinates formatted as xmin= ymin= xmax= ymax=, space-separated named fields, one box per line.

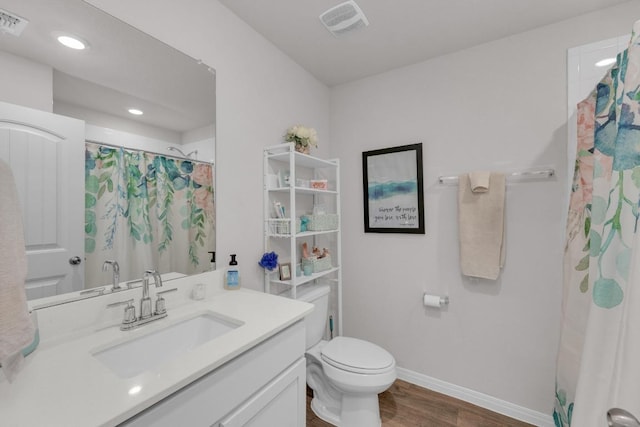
xmin=102 ymin=260 xmax=121 ymax=291
xmin=107 ymin=270 xmax=176 ymax=331
xmin=140 ymin=270 xmax=163 ymax=319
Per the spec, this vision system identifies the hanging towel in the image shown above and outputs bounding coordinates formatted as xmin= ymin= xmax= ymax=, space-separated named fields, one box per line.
xmin=0 ymin=159 xmax=36 ymax=382
xmin=457 ymin=172 xmax=506 ymax=280
xmin=468 ymin=171 xmax=491 ymax=193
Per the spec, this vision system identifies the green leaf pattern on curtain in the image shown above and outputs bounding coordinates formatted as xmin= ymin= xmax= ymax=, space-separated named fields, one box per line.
xmin=588 ymin=46 xmax=640 ymax=310
xmin=84 ymin=143 xmax=214 ymax=285
xmin=555 ymin=26 xmax=640 ymax=425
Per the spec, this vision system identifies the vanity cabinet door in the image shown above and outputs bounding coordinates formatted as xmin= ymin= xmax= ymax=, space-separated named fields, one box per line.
xmin=218 ymin=357 xmax=305 ymax=427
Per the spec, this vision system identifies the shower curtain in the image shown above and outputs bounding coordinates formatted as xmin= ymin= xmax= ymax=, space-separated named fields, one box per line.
xmin=555 ymin=22 xmax=640 ymax=426
xmin=84 ymin=142 xmax=215 ymax=287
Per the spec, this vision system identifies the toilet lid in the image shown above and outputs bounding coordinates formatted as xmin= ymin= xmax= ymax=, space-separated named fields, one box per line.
xmin=321 ymin=336 xmax=395 ymax=374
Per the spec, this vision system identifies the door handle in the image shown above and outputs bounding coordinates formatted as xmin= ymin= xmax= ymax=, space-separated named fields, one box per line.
xmin=69 ymin=256 xmax=82 ymax=265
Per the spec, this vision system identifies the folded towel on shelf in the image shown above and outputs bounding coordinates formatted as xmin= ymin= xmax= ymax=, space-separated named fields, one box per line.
xmin=468 ymin=171 xmax=491 ymax=193
xmin=457 ymin=172 xmax=506 ymax=280
xmin=0 ymin=159 xmax=36 ymax=382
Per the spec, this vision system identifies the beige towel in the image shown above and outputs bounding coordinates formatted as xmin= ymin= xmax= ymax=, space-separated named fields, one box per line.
xmin=468 ymin=171 xmax=491 ymax=193
xmin=458 ymin=172 xmax=506 ymax=280
xmin=0 ymin=159 xmax=35 ymax=382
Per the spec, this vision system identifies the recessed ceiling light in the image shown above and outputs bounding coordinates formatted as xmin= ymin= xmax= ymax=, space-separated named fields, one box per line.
xmin=595 ymin=57 xmax=616 ymax=67
xmin=128 ymin=108 xmax=144 ymax=116
xmin=56 ymin=34 xmax=88 ymax=50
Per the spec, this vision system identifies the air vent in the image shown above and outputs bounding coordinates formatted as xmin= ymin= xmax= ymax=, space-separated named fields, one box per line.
xmin=319 ymin=1 xmax=369 ymax=37
xmin=0 ymin=9 xmax=28 ymax=37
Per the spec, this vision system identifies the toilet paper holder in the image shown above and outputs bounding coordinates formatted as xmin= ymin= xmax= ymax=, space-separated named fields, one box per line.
xmin=423 ymin=293 xmax=449 ymax=308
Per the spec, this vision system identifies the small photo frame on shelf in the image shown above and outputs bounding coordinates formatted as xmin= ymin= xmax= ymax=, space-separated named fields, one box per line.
xmin=279 ymin=262 xmax=292 ymax=281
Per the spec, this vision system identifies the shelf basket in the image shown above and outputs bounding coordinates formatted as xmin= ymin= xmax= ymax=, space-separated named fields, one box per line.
xmin=302 ymin=255 xmax=332 ymax=273
xmin=268 ymin=219 xmax=291 ymax=235
xmin=305 ymin=214 xmax=338 ymax=231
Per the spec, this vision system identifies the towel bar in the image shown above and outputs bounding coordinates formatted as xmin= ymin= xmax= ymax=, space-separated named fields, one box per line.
xmin=438 ymin=168 xmax=555 ymax=185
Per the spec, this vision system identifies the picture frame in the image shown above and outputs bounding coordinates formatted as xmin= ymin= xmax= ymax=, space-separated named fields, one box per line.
xmin=279 ymin=262 xmax=292 ymax=281
xmin=362 ymin=143 xmax=425 ymax=234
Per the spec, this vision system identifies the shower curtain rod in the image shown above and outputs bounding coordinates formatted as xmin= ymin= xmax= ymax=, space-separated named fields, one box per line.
xmin=85 ymin=139 xmax=214 ymax=165
xmin=437 ymin=168 xmax=555 ymax=185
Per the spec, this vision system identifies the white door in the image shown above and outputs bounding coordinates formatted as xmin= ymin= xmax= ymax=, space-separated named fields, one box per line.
xmin=0 ymin=101 xmax=84 ymax=299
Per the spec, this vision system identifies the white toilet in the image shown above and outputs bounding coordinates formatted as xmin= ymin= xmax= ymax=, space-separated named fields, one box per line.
xmin=297 ymin=284 xmax=396 ymax=427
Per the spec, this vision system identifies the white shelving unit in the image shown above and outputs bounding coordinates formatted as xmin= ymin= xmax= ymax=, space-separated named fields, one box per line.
xmin=263 ymin=143 xmax=342 ymax=336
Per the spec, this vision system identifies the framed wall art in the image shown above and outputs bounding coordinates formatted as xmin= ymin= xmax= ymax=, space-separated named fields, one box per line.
xmin=362 ymin=143 xmax=425 ymax=234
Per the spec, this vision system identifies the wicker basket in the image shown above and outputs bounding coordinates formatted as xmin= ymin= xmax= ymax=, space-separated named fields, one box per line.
xmin=305 ymin=214 xmax=338 ymax=231
xmin=268 ymin=219 xmax=290 ymax=235
xmin=302 ymin=255 xmax=332 ymax=273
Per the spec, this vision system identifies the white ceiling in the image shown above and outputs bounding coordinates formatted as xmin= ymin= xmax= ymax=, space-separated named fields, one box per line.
xmin=220 ymin=0 xmax=630 ymax=86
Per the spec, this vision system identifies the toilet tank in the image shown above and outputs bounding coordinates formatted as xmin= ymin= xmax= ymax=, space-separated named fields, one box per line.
xmin=296 ymin=284 xmax=330 ymax=350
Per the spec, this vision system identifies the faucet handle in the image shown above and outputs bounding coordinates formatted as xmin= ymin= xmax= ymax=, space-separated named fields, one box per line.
xmin=154 ymin=288 xmax=177 ymax=315
xmin=107 ymin=298 xmax=136 ymax=325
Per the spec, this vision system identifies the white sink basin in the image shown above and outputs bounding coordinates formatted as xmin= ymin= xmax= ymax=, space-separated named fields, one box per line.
xmin=93 ymin=312 xmax=242 ymax=378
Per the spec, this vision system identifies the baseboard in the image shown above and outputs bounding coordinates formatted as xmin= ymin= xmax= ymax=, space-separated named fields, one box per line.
xmin=396 ymin=367 xmax=555 ymax=427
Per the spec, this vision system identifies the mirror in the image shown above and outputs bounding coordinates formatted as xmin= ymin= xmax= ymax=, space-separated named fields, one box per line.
xmin=0 ymin=0 xmax=216 ymax=300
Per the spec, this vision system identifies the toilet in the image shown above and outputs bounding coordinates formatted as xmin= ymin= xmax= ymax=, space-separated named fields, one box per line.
xmin=297 ymin=284 xmax=396 ymax=427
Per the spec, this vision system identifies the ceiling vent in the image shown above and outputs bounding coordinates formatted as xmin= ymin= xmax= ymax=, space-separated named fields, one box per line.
xmin=0 ymin=9 xmax=28 ymax=37
xmin=319 ymin=1 xmax=369 ymax=37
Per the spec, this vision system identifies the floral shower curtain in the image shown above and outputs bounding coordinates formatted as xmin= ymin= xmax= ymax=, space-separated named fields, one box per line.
xmin=555 ymin=22 xmax=640 ymax=426
xmin=84 ymin=142 xmax=215 ymax=288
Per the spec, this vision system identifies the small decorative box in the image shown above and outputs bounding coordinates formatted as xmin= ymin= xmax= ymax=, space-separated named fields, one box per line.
xmin=310 ymin=179 xmax=328 ymax=190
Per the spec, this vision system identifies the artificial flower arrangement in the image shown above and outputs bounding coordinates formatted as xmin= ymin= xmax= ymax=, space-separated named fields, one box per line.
xmin=258 ymin=251 xmax=279 ymax=271
xmin=284 ymin=125 xmax=318 ymax=153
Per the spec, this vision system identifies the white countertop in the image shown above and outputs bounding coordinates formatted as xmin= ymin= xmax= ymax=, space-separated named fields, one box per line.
xmin=0 ymin=272 xmax=313 ymax=427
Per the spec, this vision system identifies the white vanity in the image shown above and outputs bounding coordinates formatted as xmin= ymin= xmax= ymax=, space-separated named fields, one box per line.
xmin=0 ymin=271 xmax=313 ymax=426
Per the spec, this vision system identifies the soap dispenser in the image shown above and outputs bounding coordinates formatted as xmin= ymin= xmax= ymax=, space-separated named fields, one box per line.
xmin=208 ymin=251 xmax=216 ymax=270
xmin=224 ymin=254 xmax=240 ymax=290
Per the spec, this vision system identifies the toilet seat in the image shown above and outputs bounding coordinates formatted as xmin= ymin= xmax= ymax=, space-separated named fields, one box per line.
xmin=321 ymin=336 xmax=395 ymax=375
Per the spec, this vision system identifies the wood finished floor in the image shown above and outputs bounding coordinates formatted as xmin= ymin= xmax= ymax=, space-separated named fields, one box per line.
xmin=306 ymin=380 xmax=534 ymax=427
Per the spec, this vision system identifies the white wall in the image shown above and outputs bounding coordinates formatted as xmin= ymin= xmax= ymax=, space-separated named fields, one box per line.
xmin=55 ymin=102 xmax=215 ymax=162
xmin=329 ymin=0 xmax=640 ymax=417
xmin=54 ymin=101 xmax=181 ymax=143
xmin=0 ymin=51 xmax=52 ymax=112
xmin=87 ymin=0 xmax=331 ymax=286
xmin=183 ymin=124 xmax=215 ymax=163
xmin=84 ymin=124 xmax=176 ymax=154
xmin=183 ymin=137 xmax=215 ymax=164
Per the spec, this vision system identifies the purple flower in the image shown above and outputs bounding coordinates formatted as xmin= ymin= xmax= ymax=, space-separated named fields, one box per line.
xmin=258 ymin=251 xmax=279 ymax=271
